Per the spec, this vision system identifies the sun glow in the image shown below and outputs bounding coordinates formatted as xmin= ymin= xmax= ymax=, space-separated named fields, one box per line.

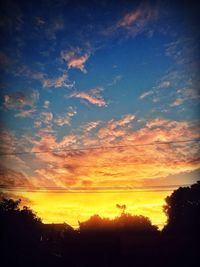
xmin=12 ymin=189 xmax=172 ymax=229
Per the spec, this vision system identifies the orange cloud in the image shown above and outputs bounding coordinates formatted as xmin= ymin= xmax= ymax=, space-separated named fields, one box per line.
xmin=97 ymin=114 xmax=135 ymax=141
xmin=61 ymin=48 xmax=90 ymax=73
xmin=1 ymin=117 xmax=199 ymax=191
xmin=113 ymin=114 xmax=135 ymax=127
xmin=28 ymin=116 xmax=200 ymax=189
xmin=84 ymin=121 xmax=101 ymax=132
xmin=71 ymin=88 xmax=107 ymax=107
xmin=109 ymin=1 xmax=159 ymax=37
xmin=118 ymin=7 xmax=141 ymax=27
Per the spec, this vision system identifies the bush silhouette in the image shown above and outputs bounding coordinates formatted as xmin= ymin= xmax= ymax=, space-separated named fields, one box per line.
xmin=79 ymin=212 xmax=158 ymax=233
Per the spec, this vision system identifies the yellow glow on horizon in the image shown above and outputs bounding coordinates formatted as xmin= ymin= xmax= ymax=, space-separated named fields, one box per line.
xmin=14 ymin=190 xmax=172 ymax=229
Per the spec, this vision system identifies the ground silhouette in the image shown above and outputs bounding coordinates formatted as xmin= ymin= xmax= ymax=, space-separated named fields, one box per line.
xmin=0 ymin=181 xmax=199 ymax=267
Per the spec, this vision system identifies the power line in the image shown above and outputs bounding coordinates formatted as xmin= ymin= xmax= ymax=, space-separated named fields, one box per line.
xmin=0 ymin=184 xmax=187 ymax=190
xmin=0 ymin=189 xmax=177 ymax=193
xmin=0 ymin=183 xmax=191 ymax=193
xmin=0 ymin=139 xmax=199 ymax=156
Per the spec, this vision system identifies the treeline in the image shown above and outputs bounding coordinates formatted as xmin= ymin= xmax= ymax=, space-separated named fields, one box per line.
xmin=0 ymin=181 xmax=200 ymax=267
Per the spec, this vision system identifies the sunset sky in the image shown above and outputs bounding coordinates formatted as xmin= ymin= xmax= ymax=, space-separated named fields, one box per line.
xmin=0 ymin=0 xmax=199 ymax=228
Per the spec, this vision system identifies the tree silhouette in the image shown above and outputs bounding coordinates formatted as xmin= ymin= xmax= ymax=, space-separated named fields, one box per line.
xmin=0 ymin=198 xmax=41 ymax=226
xmin=163 ymin=181 xmax=200 ymax=234
xmin=0 ymin=198 xmax=21 ymax=212
xmin=0 ymin=198 xmax=43 ymax=267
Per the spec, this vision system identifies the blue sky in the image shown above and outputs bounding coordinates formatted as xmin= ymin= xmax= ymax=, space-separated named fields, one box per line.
xmin=0 ymin=0 xmax=200 ymax=190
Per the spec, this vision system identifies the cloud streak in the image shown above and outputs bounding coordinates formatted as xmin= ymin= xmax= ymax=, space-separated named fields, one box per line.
xmin=139 ymin=90 xmax=153 ymax=99
xmin=106 ymin=1 xmax=158 ymax=38
xmin=71 ymin=87 xmax=107 ymax=107
xmin=15 ymin=107 xmax=37 ymax=118
xmin=0 ymin=165 xmax=32 ymax=188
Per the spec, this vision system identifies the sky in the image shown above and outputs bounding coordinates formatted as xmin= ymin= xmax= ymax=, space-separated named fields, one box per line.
xmin=0 ymin=0 xmax=200 ymax=228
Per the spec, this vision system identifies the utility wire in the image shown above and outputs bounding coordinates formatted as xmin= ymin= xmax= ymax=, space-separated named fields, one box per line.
xmin=0 ymin=183 xmax=191 ymax=190
xmin=0 ymin=139 xmax=199 ymax=156
xmin=0 ymin=183 xmax=191 ymax=193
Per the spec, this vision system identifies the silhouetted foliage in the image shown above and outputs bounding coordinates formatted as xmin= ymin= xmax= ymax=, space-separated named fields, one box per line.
xmin=0 ymin=198 xmax=41 ymax=229
xmin=163 ymin=181 xmax=200 ymax=234
xmin=79 ymin=213 xmax=158 ymax=233
xmin=0 ymin=197 xmax=21 ymax=211
xmin=0 ymin=198 xmax=43 ymax=267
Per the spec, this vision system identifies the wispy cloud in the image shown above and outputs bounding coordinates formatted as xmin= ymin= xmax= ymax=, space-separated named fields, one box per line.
xmin=0 ymin=130 xmax=20 ymax=156
xmin=15 ymin=107 xmax=37 ymax=118
xmin=118 ymin=7 xmax=141 ymax=28
xmin=170 ymin=88 xmax=200 ymax=107
xmin=4 ymin=90 xmax=39 ymax=110
xmin=14 ymin=65 xmax=45 ymax=81
xmin=107 ymin=75 xmax=122 ymax=86
xmin=61 ymin=47 xmax=90 ymax=73
xmin=170 ymin=98 xmax=184 ymax=107
xmin=34 ymin=112 xmax=54 ymax=129
xmin=54 ymin=107 xmax=77 ymax=126
xmin=139 ymin=90 xmax=153 ymax=99
xmin=43 ymin=73 xmax=74 ymax=89
xmin=71 ymin=87 xmax=107 ymax=107
xmin=45 ymin=16 xmax=64 ymax=40
xmin=84 ymin=121 xmax=101 ymax=132
xmin=34 ymin=121 xmax=42 ymax=128
xmin=0 ymin=130 xmax=33 ymax=173
xmin=0 ymin=165 xmax=32 ymax=188
xmin=178 ymin=88 xmax=200 ymax=101
xmin=15 ymin=66 xmax=74 ymax=89
xmin=97 ymin=114 xmax=135 ymax=141
xmin=107 ymin=1 xmax=158 ymax=38
xmin=35 ymin=17 xmax=46 ymax=26
xmin=157 ymin=81 xmax=171 ymax=89
xmin=40 ymin=112 xmax=53 ymax=125
xmin=34 ymin=16 xmax=64 ymax=40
